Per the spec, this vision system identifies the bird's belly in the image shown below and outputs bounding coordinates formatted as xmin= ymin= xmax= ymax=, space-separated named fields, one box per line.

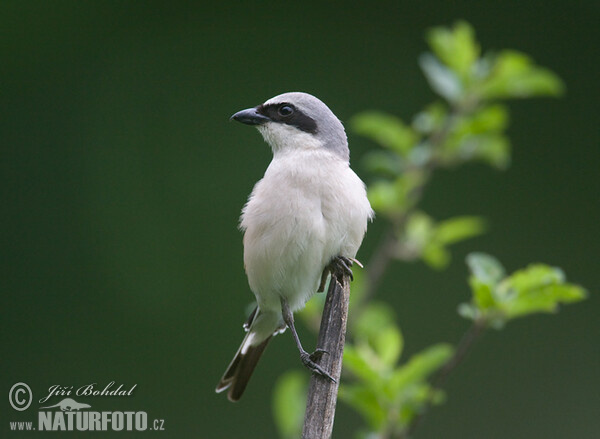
xmin=242 ymin=197 xmax=332 ymax=313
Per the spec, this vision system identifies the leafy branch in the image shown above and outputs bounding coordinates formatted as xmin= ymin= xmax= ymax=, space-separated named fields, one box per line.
xmin=272 ymin=21 xmax=586 ymax=439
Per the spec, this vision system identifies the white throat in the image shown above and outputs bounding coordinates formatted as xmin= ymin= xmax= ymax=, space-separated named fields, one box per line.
xmin=257 ymin=123 xmax=323 ymax=156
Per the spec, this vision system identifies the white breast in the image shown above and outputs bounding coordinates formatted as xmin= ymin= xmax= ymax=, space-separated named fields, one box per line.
xmin=240 ymin=148 xmax=373 ymax=313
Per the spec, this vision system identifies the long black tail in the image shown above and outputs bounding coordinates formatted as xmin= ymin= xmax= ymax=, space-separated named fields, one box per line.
xmin=215 ymin=333 xmax=272 ymax=402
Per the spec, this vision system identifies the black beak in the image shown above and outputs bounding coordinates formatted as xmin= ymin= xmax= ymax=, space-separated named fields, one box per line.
xmin=230 ymin=108 xmax=271 ymax=125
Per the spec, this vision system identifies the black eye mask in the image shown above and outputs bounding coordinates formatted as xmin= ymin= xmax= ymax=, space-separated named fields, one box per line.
xmin=256 ymin=103 xmax=318 ymax=135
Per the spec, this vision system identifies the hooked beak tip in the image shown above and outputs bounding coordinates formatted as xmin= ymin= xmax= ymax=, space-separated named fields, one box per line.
xmin=230 ymin=108 xmax=271 ymax=126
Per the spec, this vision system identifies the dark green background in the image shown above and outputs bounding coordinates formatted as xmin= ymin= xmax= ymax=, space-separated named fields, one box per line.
xmin=2 ymin=1 xmax=598 ymax=438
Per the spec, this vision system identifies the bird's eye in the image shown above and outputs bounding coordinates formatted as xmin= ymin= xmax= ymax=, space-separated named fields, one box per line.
xmin=278 ymin=105 xmax=294 ymax=117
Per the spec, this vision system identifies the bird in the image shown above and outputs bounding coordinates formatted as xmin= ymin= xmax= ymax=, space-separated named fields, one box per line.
xmin=215 ymin=92 xmax=373 ymax=402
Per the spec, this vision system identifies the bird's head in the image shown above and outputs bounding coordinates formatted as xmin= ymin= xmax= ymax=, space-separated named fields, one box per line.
xmin=231 ymin=92 xmax=349 ymax=161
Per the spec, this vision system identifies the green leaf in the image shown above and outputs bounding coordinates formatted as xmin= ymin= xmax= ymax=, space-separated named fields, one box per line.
xmin=412 ymin=102 xmax=447 ymax=135
xmin=368 ymin=175 xmax=423 ymax=216
xmin=435 ymin=216 xmax=487 ymax=245
xmin=461 ymin=257 xmax=587 ymax=325
xmin=352 ymin=112 xmax=419 ymax=155
xmin=419 ymin=53 xmax=462 ymax=102
xmin=480 ymin=50 xmax=565 ymax=99
xmin=427 ymin=21 xmax=480 ymax=78
xmin=388 ymin=344 xmax=454 ymax=394
xmin=352 ymin=303 xmax=403 ymax=370
xmin=469 ymin=277 xmax=496 ymax=310
xmin=467 ymin=105 xmax=509 ymax=133
xmin=497 ymin=264 xmax=588 ymax=319
xmin=466 ymin=252 xmax=506 ymax=286
xmin=457 ymin=302 xmax=479 ymax=320
xmin=415 ymin=215 xmax=486 ymax=270
xmin=372 ymin=326 xmax=404 ymax=369
xmin=367 ymin=180 xmax=405 ymax=215
xmin=503 ymin=284 xmax=587 ymax=318
xmin=422 ymin=243 xmax=450 ymax=269
xmin=272 ymin=371 xmax=308 ymax=439
xmin=344 ymin=344 xmax=382 ymax=384
xmin=405 ymin=211 xmax=435 ymax=248
xmin=441 ymin=105 xmax=511 ymax=169
xmin=363 ymin=150 xmax=404 ymax=177
xmin=500 ymin=264 xmax=564 ymax=293
xmin=354 ymin=302 xmax=398 ymax=340
xmin=338 ymin=384 xmax=387 ymax=430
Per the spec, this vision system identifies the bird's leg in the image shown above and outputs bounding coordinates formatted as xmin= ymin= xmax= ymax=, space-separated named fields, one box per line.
xmin=280 ymin=296 xmax=335 ymax=382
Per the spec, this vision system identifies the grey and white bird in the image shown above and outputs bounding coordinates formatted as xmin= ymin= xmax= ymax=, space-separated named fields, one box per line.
xmin=215 ymin=92 xmax=373 ymax=402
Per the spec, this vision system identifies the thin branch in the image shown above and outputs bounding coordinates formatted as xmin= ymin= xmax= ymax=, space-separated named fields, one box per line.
xmin=302 ymin=271 xmax=351 ymax=439
xmin=433 ymin=318 xmax=487 ymax=388
xmin=362 ymin=103 xmax=467 ymax=305
xmin=401 ymin=318 xmax=487 ymax=438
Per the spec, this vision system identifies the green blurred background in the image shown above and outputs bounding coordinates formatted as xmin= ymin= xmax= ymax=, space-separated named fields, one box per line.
xmin=2 ymin=1 xmax=598 ymax=438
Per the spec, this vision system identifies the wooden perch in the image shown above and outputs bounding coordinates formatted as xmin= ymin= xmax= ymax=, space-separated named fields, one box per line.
xmin=302 ymin=270 xmax=351 ymax=439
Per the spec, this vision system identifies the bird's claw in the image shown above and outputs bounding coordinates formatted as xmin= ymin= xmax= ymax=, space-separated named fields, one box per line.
xmin=335 ymin=256 xmax=354 ymax=280
xmin=309 ymin=348 xmax=329 ymax=362
xmin=318 ymin=256 xmax=363 ymax=291
xmin=300 ymin=350 xmax=336 ymax=382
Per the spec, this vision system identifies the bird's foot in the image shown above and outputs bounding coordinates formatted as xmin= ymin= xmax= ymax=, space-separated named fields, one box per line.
xmin=331 ymin=255 xmax=363 ymax=282
xmin=318 ymin=256 xmax=363 ymax=291
xmin=300 ymin=349 xmax=335 ymax=382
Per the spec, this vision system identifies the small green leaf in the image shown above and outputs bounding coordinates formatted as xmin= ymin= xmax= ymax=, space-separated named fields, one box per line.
xmin=354 ymin=302 xmax=398 ymax=340
xmin=435 ymin=216 xmax=487 ymax=245
xmin=467 ymin=105 xmax=509 ymax=133
xmin=442 ymin=106 xmax=512 ymax=169
xmin=497 ymin=264 xmax=588 ymax=319
xmin=422 ymin=243 xmax=450 ymax=270
xmin=388 ymin=344 xmax=454 ymax=394
xmin=500 ymin=264 xmax=564 ymax=293
xmin=427 ymin=21 xmax=480 ymax=78
xmin=419 ymin=53 xmax=462 ymax=102
xmin=272 ymin=371 xmax=308 ymax=439
xmin=412 ymin=102 xmax=448 ymax=135
xmin=367 ymin=180 xmax=406 ymax=214
xmin=457 ymin=302 xmax=479 ymax=320
xmin=352 ymin=112 xmax=419 ymax=155
xmin=469 ymin=277 xmax=496 ymax=310
xmin=344 ymin=344 xmax=382 ymax=384
xmin=338 ymin=384 xmax=387 ymax=430
xmin=372 ymin=326 xmax=403 ymax=368
xmin=503 ymin=284 xmax=587 ymax=318
xmin=466 ymin=252 xmax=506 ymax=286
xmin=480 ymin=50 xmax=565 ymax=99
xmin=363 ymin=150 xmax=404 ymax=177
xmin=461 ymin=257 xmax=587 ymax=325
xmin=405 ymin=211 xmax=435 ymax=248
xmin=351 ymin=303 xmax=403 ymax=372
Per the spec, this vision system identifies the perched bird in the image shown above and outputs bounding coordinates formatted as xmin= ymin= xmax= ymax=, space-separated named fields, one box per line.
xmin=215 ymin=92 xmax=373 ymax=402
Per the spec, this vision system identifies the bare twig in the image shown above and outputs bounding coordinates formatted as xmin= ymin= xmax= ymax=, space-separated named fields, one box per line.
xmin=302 ymin=271 xmax=351 ymax=439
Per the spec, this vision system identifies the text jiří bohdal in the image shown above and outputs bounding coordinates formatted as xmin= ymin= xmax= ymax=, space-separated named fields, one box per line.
xmin=39 ymin=382 xmax=137 ymax=404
